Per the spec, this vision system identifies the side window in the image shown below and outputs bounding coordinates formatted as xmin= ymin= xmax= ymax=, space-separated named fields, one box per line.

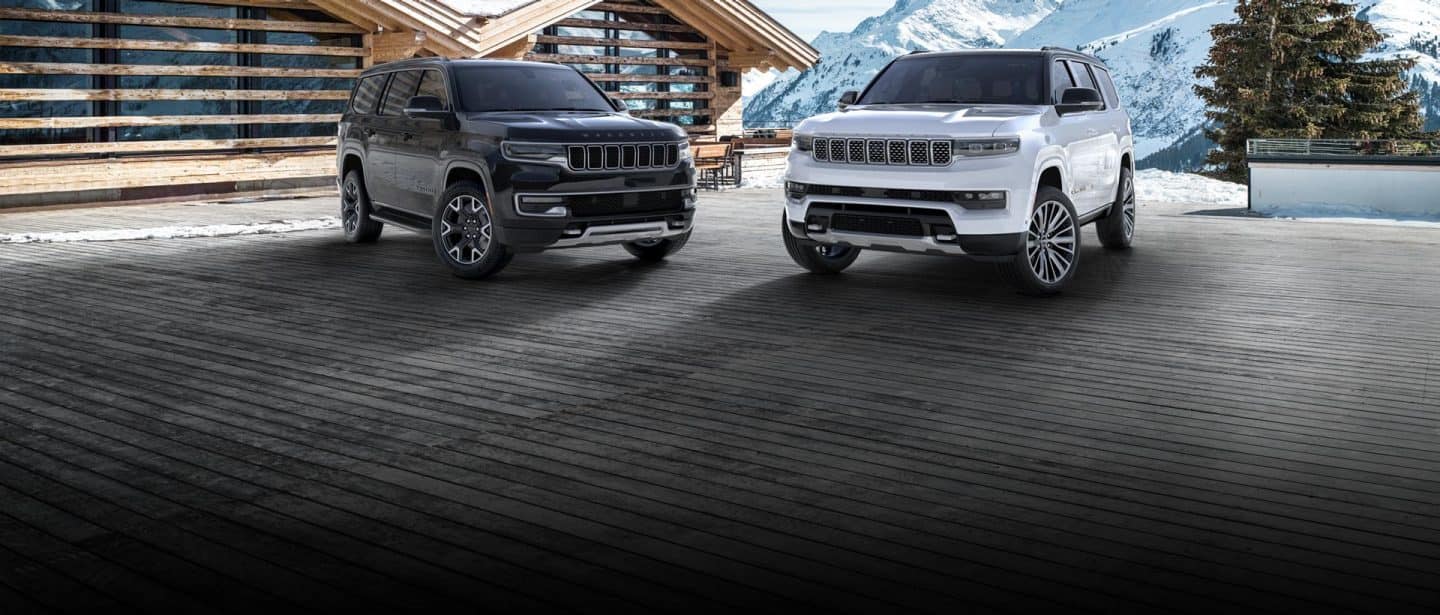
xmin=1050 ymin=60 xmax=1074 ymax=104
xmin=1065 ymin=60 xmax=1105 ymax=110
xmin=379 ymin=70 xmax=422 ymax=117
xmin=414 ymin=70 xmax=450 ymax=109
xmin=351 ymin=75 xmax=386 ymax=115
xmin=1093 ymin=66 xmax=1122 ymax=110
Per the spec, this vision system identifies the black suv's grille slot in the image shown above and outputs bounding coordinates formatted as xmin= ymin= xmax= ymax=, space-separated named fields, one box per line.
xmin=811 ymin=137 xmax=953 ymax=166
xmin=565 ymin=189 xmax=687 ymax=218
xmin=567 ymin=142 xmax=682 ymax=172
xmin=830 ymin=214 xmax=925 ymax=237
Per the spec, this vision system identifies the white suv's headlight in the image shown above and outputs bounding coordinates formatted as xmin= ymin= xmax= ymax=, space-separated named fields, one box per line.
xmin=501 ymin=142 xmax=567 ymax=164
xmin=953 ymin=138 xmax=1020 ymax=157
xmin=792 ymin=135 xmax=814 ymax=151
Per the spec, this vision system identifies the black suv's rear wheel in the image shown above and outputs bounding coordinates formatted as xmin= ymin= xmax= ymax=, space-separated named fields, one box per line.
xmin=782 ymin=215 xmax=860 ymax=274
xmin=432 ymin=181 xmax=513 ymax=280
xmin=1000 ymin=186 xmax=1080 ymax=296
xmin=624 ymin=231 xmax=690 ymax=262
xmin=340 ymin=169 xmax=382 ymax=243
xmin=1096 ymin=166 xmax=1136 ymax=250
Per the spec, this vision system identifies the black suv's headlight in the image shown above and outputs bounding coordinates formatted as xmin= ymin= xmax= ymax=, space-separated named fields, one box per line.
xmin=792 ymin=135 xmax=814 ymax=151
xmin=952 ymin=138 xmax=1021 ymax=157
xmin=501 ymin=142 xmax=567 ymax=164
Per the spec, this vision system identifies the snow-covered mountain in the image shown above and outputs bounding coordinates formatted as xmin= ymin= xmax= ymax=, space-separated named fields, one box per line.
xmin=745 ymin=0 xmax=1440 ymax=171
xmin=742 ymin=0 xmax=1062 ymax=128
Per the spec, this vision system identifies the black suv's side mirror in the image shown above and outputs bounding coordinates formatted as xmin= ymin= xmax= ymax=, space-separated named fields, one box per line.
xmin=610 ymin=97 xmax=629 ymax=113
xmin=838 ymin=90 xmax=859 ymax=109
xmin=1056 ymin=88 xmax=1104 ymax=115
xmin=404 ymin=95 xmax=449 ymax=120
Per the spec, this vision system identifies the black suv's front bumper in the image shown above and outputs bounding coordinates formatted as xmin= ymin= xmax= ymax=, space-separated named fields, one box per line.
xmin=490 ymin=161 xmax=696 ymax=252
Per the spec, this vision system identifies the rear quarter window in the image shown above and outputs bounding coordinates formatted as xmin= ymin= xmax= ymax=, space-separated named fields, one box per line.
xmin=1093 ymin=66 xmax=1122 ymax=109
xmin=350 ymin=74 xmax=386 ymax=115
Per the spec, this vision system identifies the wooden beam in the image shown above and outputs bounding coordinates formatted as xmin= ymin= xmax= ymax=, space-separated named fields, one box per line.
xmin=0 ymin=114 xmax=341 ymax=130
xmin=554 ymin=17 xmax=697 ymax=33
xmin=489 ymin=34 xmax=538 ymax=60
xmin=582 ymin=73 xmax=709 ymax=83
xmin=0 ymin=8 xmax=365 ymax=34
xmin=631 ymin=108 xmax=713 ymax=118
xmin=0 ymin=137 xmax=336 ymax=158
xmin=0 ymin=62 xmax=360 ymax=79
xmin=611 ymin=91 xmax=714 ymax=100
xmin=0 ymin=35 xmax=367 ymax=57
xmin=471 ymin=0 xmax=600 ymax=58
xmin=526 ymin=53 xmax=711 ymax=67
xmin=0 ymin=89 xmax=351 ymax=101
xmin=535 ymin=35 xmax=711 ymax=51
xmin=0 ymin=152 xmax=334 ymax=196
xmin=370 ymin=31 xmax=426 ymax=64
xmin=589 ymin=2 xmax=669 ymax=14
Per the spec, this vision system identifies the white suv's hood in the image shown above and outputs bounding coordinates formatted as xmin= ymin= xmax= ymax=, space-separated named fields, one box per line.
xmin=797 ymin=105 xmax=1044 ymax=138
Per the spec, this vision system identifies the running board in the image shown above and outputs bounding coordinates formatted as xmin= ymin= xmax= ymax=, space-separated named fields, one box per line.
xmin=369 ymin=205 xmax=431 ymax=233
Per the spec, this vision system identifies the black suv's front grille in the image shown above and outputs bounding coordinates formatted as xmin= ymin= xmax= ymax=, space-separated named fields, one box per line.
xmin=568 ymin=143 xmax=680 ymax=172
xmin=830 ymin=214 xmax=926 ymax=237
xmin=565 ymin=189 xmax=688 ymax=218
xmin=812 ymin=137 xmax=953 ymax=166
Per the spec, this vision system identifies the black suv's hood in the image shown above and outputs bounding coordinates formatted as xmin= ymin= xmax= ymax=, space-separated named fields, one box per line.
xmin=464 ymin=111 xmax=686 ymax=142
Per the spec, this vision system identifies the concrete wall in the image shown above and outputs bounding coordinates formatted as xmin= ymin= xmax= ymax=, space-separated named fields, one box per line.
xmin=1249 ymin=161 xmax=1440 ymax=218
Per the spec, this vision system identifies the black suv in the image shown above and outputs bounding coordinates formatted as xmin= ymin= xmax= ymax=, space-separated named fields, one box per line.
xmin=337 ymin=58 xmax=697 ymax=279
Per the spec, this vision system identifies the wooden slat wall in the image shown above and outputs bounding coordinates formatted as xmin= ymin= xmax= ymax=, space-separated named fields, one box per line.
xmin=525 ymin=0 xmax=718 ymax=135
xmin=0 ymin=0 xmax=362 ymax=200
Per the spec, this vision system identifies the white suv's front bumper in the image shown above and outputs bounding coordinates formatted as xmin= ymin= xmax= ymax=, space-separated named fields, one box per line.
xmin=783 ymin=149 xmax=1038 ymax=255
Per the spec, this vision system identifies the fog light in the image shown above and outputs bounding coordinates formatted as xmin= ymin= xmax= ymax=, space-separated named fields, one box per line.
xmin=953 ymin=191 xmax=1007 ymax=210
xmin=806 ymin=223 xmax=825 ymax=232
xmin=562 ymin=226 xmax=584 ymax=237
xmin=668 ymin=217 xmax=688 ymax=229
xmin=518 ymin=195 xmax=569 ymax=217
xmin=934 ymin=224 xmax=957 ymax=242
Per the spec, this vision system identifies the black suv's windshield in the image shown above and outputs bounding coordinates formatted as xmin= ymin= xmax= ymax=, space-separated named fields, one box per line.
xmin=454 ymin=64 xmax=613 ymax=113
xmin=858 ymin=54 xmax=1045 ymax=106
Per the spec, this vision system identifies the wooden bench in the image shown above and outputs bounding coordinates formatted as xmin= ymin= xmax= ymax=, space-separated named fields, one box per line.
xmin=692 ymin=142 xmax=735 ymax=189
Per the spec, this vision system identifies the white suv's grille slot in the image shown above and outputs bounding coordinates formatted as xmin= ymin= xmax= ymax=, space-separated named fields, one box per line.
xmin=811 ymin=137 xmax=952 ymax=166
xmin=567 ymin=143 xmax=680 ymax=172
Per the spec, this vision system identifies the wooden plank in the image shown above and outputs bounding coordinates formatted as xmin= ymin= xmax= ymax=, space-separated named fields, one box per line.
xmin=535 ymin=35 xmax=711 ymax=51
xmin=0 ymin=89 xmax=350 ymax=102
xmin=554 ymin=17 xmax=698 ymax=33
xmin=526 ymin=53 xmax=710 ymax=67
xmin=0 ymin=35 xmax=367 ymax=57
xmin=0 ymin=62 xmax=360 ymax=79
xmin=0 ymin=137 xmax=337 ymax=158
xmin=630 ymin=108 xmax=713 ymax=118
xmin=582 ymin=73 xmax=709 ymax=83
xmin=0 ymin=114 xmax=340 ymax=130
xmin=0 ymin=152 xmax=333 ymax=194
xmin=589 ymin=2 xmax=671 ymax=14
xmin=0 ymin=8 xmax=365 ymax=34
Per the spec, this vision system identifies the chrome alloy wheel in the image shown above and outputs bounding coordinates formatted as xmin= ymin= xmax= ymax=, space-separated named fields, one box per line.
xmin=440 ymin=194 xmax=492 ymax=265
xmin=1120 ymin=174 xmax=1136 ymax=241
xmin=341 ymin=177 xmax=362 ymax=234
xmin=1026 ymin=200 xmax=1077 ymax=284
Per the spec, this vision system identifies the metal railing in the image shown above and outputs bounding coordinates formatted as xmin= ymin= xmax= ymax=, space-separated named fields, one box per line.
xmin=1248 ymin=138 xmax=1440 ymax=158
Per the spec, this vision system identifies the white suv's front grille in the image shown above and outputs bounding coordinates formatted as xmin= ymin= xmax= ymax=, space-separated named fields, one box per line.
xmin=813 ymin=137 xmax=953 ymax=167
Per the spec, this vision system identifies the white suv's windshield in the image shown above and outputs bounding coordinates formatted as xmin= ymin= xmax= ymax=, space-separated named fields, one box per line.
xmin=455 ymin=64 xmax=613 ymax=112
xmin=858 ymin=55 xmax=1046 ymax=106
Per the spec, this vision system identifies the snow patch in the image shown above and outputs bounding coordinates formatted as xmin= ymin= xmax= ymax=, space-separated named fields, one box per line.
xmin=437 ymin=0 xmax=532 ymax=17
xmin=0 ymin=218 xmax=340 ymax=244
xmin=1135 ymin=169 xmax=1246 ymax=206
xmin=1261 ymin=205 xmax=1440 ymax=226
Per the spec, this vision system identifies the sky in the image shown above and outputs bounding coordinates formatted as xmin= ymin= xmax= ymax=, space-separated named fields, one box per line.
xmin=748 ymin=0 xmax=879 ymax=42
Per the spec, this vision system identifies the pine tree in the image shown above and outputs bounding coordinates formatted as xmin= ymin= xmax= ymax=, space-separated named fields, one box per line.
xmin=1194 ymin=0 xmax=1422 ymax=181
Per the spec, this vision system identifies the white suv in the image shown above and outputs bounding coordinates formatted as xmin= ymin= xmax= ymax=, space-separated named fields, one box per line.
xmin=782 ymin=48 xmax=1136 ymax=295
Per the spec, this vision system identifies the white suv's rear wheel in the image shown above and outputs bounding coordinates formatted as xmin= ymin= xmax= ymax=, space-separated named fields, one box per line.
xmin=1001 ymin=186 xmax=1080 ymax=295
xmin=1096 ymin=166 xmax=1136 ymax=249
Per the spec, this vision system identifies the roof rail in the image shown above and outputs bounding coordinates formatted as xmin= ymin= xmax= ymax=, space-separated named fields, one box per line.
xmin=907 ymin=49 xmax=929 ymax=55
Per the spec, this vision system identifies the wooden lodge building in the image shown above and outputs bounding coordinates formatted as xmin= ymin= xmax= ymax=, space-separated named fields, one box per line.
xmin=0 ymin=0 xmax=816 ymax=207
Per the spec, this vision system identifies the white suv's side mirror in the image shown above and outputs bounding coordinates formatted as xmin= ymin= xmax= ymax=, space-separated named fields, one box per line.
xmin=838 ymin=90 xmax=859 ymax=110
xmin=1056 ymin=88 xmax=1104 ymax=115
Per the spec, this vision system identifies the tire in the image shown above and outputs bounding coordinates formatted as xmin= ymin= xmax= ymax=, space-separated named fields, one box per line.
xmin=623 ymin=231 xmax=690 ymax=262
xmin=781 ymin=215 xmax=860 ymax=274
xmin=1000 ymin=186 xmax=1081 ymax=296
xmin=340 ymin=169 xmax=383 ymax=244
xmin=431 ymin=181 xmax=513 ymax=280
xmin=1096 ymin=166 xmax=1136 ymax=250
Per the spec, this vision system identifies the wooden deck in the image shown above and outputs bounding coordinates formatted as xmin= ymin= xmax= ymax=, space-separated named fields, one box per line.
xmin=1 ymin=192 xmax=1438 ymax=612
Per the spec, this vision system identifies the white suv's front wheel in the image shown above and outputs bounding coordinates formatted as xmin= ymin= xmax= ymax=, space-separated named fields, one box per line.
xmin=1001 ymin=186 xmax=1080 ymax=296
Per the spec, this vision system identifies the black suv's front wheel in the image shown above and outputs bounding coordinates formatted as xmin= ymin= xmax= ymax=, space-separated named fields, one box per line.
xmin=624 ymin=231 xmax=690 ymax=262
xmin=432 ymin=181 xmax=513 ymax=280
